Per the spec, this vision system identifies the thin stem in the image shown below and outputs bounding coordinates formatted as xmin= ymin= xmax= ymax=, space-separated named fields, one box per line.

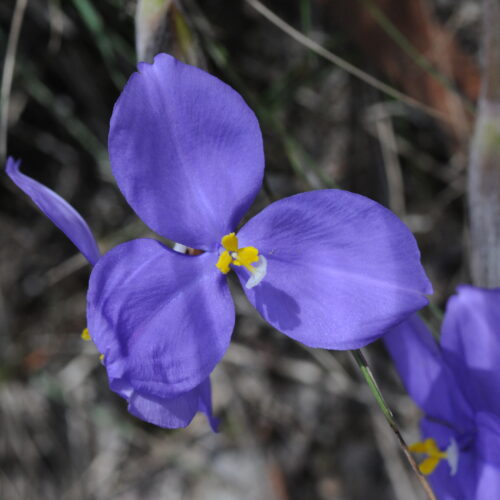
xmin=350 ymin=349 xmax=437 ymax=500
xmin=359 ymin=0 xmax=475 ymax=115
xmin=0 ymin=0 xmax=28 ymax=164
xmin=245 ymin=0 xmax=449 ymax=123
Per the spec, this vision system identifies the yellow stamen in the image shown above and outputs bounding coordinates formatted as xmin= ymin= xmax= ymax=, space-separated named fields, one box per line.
xmin=216 ymin=233 xmax=260 ymax=274
xmin=233 ymin=246 xmax=259 ymax=271
xmin=419 ymin=457 xmax=442 ymax=476
xmin=216 ymin=250 xmax=232 ymax=274
xmin=81 ymin=328 xmax=105 ymax=364
xmin=81 ymin=328 xmax=91 ymax=341
xmin=221 ymin=232 xmax=239 ymax=252
xmin=409 ymin=438 xmax=448 ymax=475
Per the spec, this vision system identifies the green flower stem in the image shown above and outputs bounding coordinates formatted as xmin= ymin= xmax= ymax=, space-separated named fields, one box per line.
xmin=350 ymin=349 xmax=437 ymax=500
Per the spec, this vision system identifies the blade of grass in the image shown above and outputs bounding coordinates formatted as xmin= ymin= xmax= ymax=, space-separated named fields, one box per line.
xmin=358 ymin=0 xmax=475 ymax=115
xmin=300 ymin=0 xmax=312 ymax=35
xmin=351 ymin=349 xmax=437 ymax=500
xmin=70 ymin=0 xmax=128 ymax=88
xmin=245 ymin=0 xmax=449 ymax=123
xmin=20 ymin=60 xmax=107 ymax=164
xmin=0 ymin=0 xmax=28 ymax=164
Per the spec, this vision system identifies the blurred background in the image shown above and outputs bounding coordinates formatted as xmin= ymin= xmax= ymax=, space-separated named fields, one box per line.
xmin=0 ymin=0 xmax=483 ymax=498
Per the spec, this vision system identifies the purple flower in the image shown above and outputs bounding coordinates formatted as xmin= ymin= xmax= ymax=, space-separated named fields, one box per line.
xmin=384 ymin=286 xmax=500 ymax=499
xmin=7 ymin=54 xmax=431 ymax=430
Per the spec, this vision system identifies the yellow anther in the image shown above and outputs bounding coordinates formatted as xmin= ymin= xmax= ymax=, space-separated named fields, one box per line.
xmin=419 ymin=457 xmax=442 ymax=476
xmin=216 ymin=233 xmax=260 ymax=274
xmin=221 ymin=232 xmax=239 ymax=252
xmin=216 ymin=250 xmax=232 ymax=274
xmin=409 ymin=438 xmax=448 ymax=476
xmin=233 ymin=246 xmax=259 ymax=271
xmin=80 ymin=328 xmax=105 ymax=365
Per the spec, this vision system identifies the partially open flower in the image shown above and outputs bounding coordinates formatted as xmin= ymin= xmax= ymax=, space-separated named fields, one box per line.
xmin=385 ymin=286 xmax=500 ymax=499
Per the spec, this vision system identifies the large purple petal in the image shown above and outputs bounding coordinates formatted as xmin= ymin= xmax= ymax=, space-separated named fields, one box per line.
xmin=440 ymin=286 xmax=500 ymax=417
xmin=109 ymin=53 xmax=264 ymax=250
xmin=110 ymin=376 xmax=218 ymax=431
xmin=235 ymin=190 xmax=432 ymax=349
xmin=384 ymin=316 xmax=473 ymax=424
xmin=5 ymin=157 xmax=100 ymax=265
xmin=87 ymin=238 xmax=234 ymax=397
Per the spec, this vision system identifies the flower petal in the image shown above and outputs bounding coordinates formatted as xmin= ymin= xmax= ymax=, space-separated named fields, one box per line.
xmin=474 ymin=422 xmax=500 ymax=495
xmin=110 ymin=376 xmax=218 ymax=431
xmin=441 ymin=285 xmax=500 ymax=416
xmin=109 ymin=53 xmax=264 ymax=250
xmin=87 ymin=238 xmax=234 ymax=397
xmin=5 ymin=157 xmax=100 ymax=265
xmin=235 ymin=190 xmax=432 ymax=349
xmin=420 ymin=419 xmax=476 ymax=500
xmin=421 ymin=419 xmax=500 ymax=500
xmin=384 ymin=316 xmax=473 ymax=424
xmin=473 ymin=461 xmax=500 ymax=500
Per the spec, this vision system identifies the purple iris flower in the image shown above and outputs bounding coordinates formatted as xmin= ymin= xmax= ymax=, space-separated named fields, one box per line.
xmin=7 ymin=54 xmax=431 ymax=430
xmin=385 ymin=285 xmax=500 ymax=499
